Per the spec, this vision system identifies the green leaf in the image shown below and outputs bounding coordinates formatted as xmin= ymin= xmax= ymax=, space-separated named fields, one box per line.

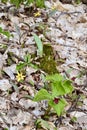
xmin=0 ymin=27 xmax=2 ymax=32
xmin=51 ymin=82 xmax=66 ymax=97
xmin=46 ymin=74 xmax=74 ymax=96
xmin=2 ymin=31 xmax=11 ymax=38
xmin=16 ymin=62 xmax=26 ymax=71
xmin=71 ymin=116 xmax=77 ymax=122
xmin=10 ymin=0 xmax=22 ymax=7
xmin=75 ymin=0 xmax=81 ymax=4
xmin=35 ymin=0 xmax=45 ymax=8
xmin=0 ymin=27 xmax=11 ymax=39
xmin=33 ymin=34 xmax=43 ymax=57
xmin=62 ymin=80 xmax=74 ymax=94
xmin=4 ymin=128 xmax=8 ymax=130
xmin=52 ymin=80 xmax=74 ymax=97
xmin=29 ymin=63 xmax=38 ymax=69
xmin=36 ymin=119 xmax=57 ymax=130
xmin=46 ymin=73 xmax=63 ymax=83
xmin=24 ymin=54 xmax=31 ymax=63
xmin=49 ymin=98 xmax=67 ymax=116
xmin=33 ymin=89 xmax=52 ymax=102
xmin=36 ymin=119 xmax=50 ymax=130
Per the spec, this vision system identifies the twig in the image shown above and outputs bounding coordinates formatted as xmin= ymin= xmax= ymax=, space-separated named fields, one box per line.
xmin=67 ymin=107 xmax=87 ymax=114
xmin=0 ymin=112 xmax=10 ymax=127
xmin=57 ymin=11 xmax=81 ymax=19
xmin=74 ymin=86 xmax=87 ymax=97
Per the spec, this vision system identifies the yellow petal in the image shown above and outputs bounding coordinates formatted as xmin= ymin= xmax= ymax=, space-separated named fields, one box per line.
xmin=34 ymin=11 xmax=41 ymax=17
xmin=16 ymin=72 xmax=25 ymax=82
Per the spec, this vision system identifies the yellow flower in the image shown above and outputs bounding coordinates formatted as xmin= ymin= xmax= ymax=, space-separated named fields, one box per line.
xmin=51 ymin=6 xmax=56 ymax=10
xmin=34 ymin=11 xmax=41 ymax=17
xmin=16 ymin=72 xmax=25 ymax=82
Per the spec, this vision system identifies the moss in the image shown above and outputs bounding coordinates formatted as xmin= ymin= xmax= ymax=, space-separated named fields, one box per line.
xmin=7 ymin=52 xmax=16 ymax=65
xmin=0 ymin=43 xmax=7 ymax=53
xmin=38 ymin=44 xmax=58 ymax=74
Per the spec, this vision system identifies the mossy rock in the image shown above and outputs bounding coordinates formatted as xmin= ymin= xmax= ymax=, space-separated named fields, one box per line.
xmin=38 ymin=44 xmax=58 ymax=74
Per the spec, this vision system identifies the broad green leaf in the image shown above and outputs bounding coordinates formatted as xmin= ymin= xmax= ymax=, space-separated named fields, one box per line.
xmin=46 ymin=74 xmax=74 ymax=96
xmin=33 ymin=89 xmax=52 ymax=102
xmin=49 ymin=98 xmax=67 ymax=116
xmin=51 ymin=82 xmax=65 ymax=97
xmin=52 ymin=80 xmax=74 ymax=97
xmin=46 ymin=73 xmax=63 ymax=83
xmin=33 ymin=34 xmax=43 ymax=57
xmin=62 ymin=80 xmax=74 ymax=94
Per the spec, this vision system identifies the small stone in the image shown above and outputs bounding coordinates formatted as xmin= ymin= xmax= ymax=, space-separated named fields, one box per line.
xmin=45 ymin=1 xmax=52 ymax=8
xmin=3 ymin=64 xmax=16 ymax=80
xmin=0 ymin=79 xmax=12 ymax=91
xmin=19 ymin=99 xmax=38 ymax=109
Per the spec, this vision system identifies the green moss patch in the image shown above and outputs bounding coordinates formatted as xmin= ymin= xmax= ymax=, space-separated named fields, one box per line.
xmin=38 ymin=44 xmax=58 ymax=74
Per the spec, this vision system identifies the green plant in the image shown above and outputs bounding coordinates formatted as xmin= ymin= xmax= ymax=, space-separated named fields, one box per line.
xmin=4 ymin=128 xmax=8 ymax=130
xmin=33 ymin=34 xmax=43 ymax=57
xmin=35 ymin=0 xmax=45 ymax=8
xmin=1 ymin=0 xmax=45 ymax=8
xmin=16 ymin=53 xmax=37 ymax=71
xmin=36 ymin=119 xmax=57 ymax=130
xmin=75 ymin=0 xmax=81 ymax=4
xmin=0 ymin=27 xmax=12 ymax=39
xmin=33 ymin=73 xmax=74 ymax=116
xmin=70 ymin=116 xmax=77 ymax=123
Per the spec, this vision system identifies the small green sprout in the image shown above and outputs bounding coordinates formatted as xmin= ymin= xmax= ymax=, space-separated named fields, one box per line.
xmin=16 ymin=53 xmax=37 ymax=71
xmin=0 ymin=27 xmax=12 ymax=39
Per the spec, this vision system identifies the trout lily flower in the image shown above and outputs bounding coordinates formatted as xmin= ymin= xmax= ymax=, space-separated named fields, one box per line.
xmin=16 ymin=72 xmax=25 ymax=82
xmin=34 ymin=11 xmax=41 ymax=17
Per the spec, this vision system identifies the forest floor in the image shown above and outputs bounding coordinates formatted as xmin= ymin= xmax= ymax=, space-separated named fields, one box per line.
xmin=0 ymin=0 xmax=87 ymax=130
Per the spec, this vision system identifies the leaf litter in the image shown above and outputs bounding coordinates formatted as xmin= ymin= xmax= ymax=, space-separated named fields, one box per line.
xmin=0 ymin=0 xmax=87 ymax=130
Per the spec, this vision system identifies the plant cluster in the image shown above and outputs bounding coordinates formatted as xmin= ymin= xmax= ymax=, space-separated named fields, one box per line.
xmin=15 ymin=34 xmax=74 ymax=117
xmin=33 ymin=73 xmax=74 ymax=116
xmin=0 ymin=1 xmax=77 ymax=128
xmin=1 ymin=0 xmax=45 ymax=8
xmin=0 ymin=21 xmax=74 ymax=118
